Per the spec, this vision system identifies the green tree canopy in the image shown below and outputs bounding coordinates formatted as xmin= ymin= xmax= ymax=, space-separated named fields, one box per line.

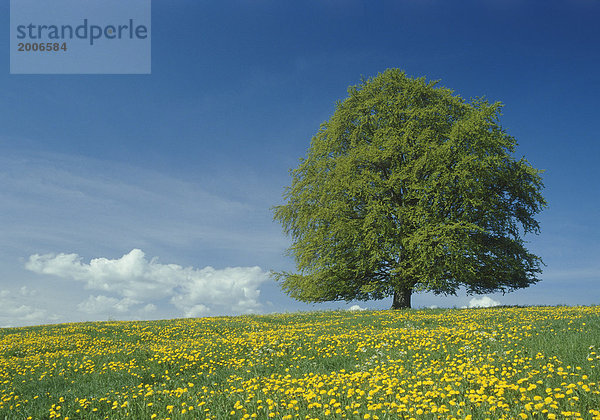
xmin=273 ymin=69 xmax=546 ymax=309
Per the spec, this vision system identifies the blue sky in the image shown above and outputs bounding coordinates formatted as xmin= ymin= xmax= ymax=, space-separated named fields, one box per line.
xmin=1 ymin=0 xmax=599 ymax=326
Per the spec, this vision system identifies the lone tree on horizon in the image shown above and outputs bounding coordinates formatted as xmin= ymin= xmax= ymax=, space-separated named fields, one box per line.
xmin=273 ymin=69 xmax=546 ymax=309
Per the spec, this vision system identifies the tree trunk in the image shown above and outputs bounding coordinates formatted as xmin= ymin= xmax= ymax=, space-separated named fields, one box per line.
xmin=391 ymin=286 xmax=412 ymax=309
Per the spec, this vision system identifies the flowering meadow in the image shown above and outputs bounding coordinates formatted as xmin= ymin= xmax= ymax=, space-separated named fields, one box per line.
xmin=1 ymin=306 xmax=599 ymax=419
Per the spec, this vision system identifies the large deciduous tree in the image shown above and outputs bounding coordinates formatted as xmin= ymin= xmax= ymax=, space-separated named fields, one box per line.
xmin=273 ymin=69 xmax=546 ymax=309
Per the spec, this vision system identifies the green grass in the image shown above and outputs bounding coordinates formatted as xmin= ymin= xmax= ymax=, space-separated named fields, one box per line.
xmin=1 ymin=306 xmax=599 ymax=419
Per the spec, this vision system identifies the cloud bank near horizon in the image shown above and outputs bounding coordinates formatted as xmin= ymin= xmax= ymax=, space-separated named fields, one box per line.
xmin=467 ymin=296 xmax=501 ymax=308
xmin=0 ymin=287 xmax=54 ymax=327
xmin=25 ymin=249 xmax=270 ymax=318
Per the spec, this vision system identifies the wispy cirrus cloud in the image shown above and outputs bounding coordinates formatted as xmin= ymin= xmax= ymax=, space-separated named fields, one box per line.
xmin=0 ymin=149 xmax=289 ymax=271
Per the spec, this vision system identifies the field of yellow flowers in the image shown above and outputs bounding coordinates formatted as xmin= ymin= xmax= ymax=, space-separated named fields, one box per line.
xmin=1 ymin=306 xmax=599 ymax=419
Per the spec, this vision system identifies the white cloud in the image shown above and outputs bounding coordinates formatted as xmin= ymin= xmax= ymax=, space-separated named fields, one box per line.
xmin=182 ymin=304 xmax=210 ymax=318
xmin=0 ymin=150 xmax=291 ymax=326
xmin=25 ymin=249 xmax=269 ymax=318
xmin=19 ymin=286 xmax=36 ymax=296
xmin=348 ymin=304 xmax=366 ymax=311
xmin=0 ymin=289 xmax=53 ymax=327
xmin=468 ymin=296 xmax=501 ymax=308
